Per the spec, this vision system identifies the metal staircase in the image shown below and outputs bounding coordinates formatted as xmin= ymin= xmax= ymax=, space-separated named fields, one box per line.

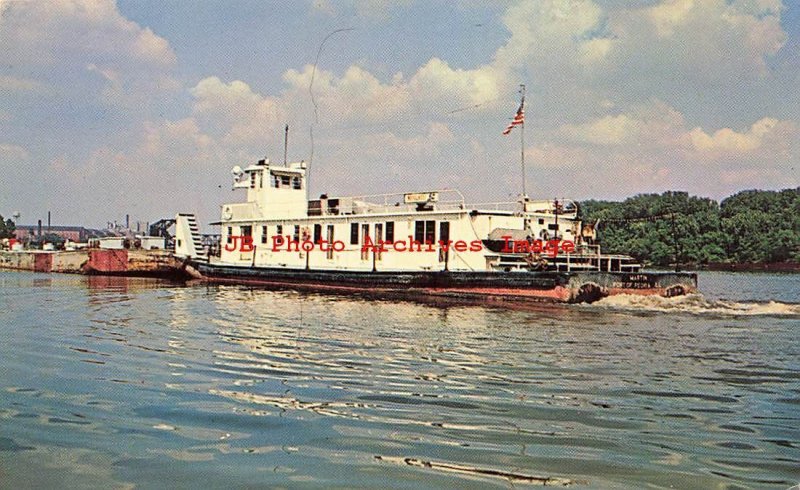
xmin=174 ymin=213 xmax=206 ymax=259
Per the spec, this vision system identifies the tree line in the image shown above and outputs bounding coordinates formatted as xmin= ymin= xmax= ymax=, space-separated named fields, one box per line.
xmin=579 ymin=188 xmax=800 ymax=266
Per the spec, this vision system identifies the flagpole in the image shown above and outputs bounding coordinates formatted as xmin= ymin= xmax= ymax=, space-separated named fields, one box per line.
xmin=519 ymin=84 xmax=526 ymax=199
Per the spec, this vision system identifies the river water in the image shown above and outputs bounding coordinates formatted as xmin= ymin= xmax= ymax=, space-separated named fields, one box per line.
xmin=0 ymin=271 xmax=798 ymax=489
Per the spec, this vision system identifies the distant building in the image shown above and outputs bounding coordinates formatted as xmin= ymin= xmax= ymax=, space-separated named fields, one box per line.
xmin=14 ymin=225 xmax=115 ymax=243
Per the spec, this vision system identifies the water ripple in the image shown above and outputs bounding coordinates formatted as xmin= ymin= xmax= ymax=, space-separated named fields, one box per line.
xmin=1 ymin=271 xmax=798 ymax=488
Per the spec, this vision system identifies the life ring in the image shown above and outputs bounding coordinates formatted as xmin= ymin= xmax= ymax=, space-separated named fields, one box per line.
xmin=222 ymin=206 xmax=233 ymax=220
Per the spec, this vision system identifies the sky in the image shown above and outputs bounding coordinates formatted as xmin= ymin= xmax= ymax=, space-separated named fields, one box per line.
xmin=1 ymin=0 xmax=798 ymax=228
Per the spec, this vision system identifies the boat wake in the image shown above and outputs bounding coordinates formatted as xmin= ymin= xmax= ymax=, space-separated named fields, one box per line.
xmin=584 ymin=293 xmax=800 ymax=317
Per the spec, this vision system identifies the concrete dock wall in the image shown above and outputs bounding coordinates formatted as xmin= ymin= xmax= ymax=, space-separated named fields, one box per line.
xmin=51 ymin=251 xmax=89 ymax=273
xmin=0 ymin=249 xmax=185 ymax=277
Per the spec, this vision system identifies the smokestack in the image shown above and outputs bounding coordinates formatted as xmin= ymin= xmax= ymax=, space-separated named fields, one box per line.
xmin=47 ymin=211 xmax=51 ymax=230
xmin=126 ymin=214 xmax=130 ymax=229
xmin=37 ymin=219 xmax=42 ymax=237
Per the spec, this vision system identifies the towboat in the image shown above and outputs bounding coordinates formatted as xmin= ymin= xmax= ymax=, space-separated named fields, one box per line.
xmin=174 ymin=158 xmax=696 ymax=304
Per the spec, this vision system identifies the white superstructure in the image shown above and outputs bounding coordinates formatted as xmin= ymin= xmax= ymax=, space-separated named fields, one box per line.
xmin=176 ymin=158 xmax=640 ymax=273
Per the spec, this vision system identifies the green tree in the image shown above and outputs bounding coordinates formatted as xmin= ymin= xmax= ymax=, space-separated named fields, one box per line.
xmin=578 ymin=189 xmax=800 ymax=266
xmin=720 ymin=188 xmax=800 ymax=263
xmin=0 ymin=215 xmax=16 ymax=239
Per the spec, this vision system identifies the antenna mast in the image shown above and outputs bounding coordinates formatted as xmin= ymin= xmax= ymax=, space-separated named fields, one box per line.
xmin=283 ymin=124 xmax=289 ymax=165
xmin=519 ymin=84 xmax=527 ymax=199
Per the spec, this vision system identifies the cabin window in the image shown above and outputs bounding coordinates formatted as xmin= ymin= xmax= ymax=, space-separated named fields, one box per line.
xmin=241 ymin=225 xmax=252 ymax=237
xmin=374 ymin=223 xmax=383 ymax=261
xmin=326 ymin=225 xmax=334 ymax=260
xmin=439 ymin=222 xmax=450 ymax=262
xmin=261 ymin=225 xmax=268 ymax=244
xmin=271 ymin=174 xmax=280 ymax=188
xmin=439 ymin=222 xmax=450 ymax=243
xmin=292 ymin=176 xmax=302 ymax=189
xmin=258 ymin=172 xmax=263 ymax=188
xmin=350 ymin=223 xmax=359 ymax=245
xmin=414 ymin=220 xmax=435 ymax=244
xmin=425 ymin=221 xmax=436 ymax=244
xmin=227 ymin=226 xmax=233 ymax=244
xmin=293 ymin=225 xmax=300 ymax=241
xmin=385 ymin=221 xmax=395 ymax=243
xmin=276 ymin=224 xmax=283 ymax=237
xmin=361 ymin=224 xmax=370 ymax=260
xmin=249 ymin=172 xmax=256 ymax=189
xmin=313 ymin=224 xmax=322 ymax=243
xmin=538 ymin=218 xmax=545 ymax=225
xmin=177 ymin=239 xmax=182 ymax=247
xmin=281 ymin=175 xmax=291 ymax=187
xmin=548 ymin=224 xmax=559 ymax=231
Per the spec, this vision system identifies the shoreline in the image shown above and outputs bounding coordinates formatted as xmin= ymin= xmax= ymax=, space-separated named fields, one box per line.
xmin=647 ymin=263 xmax=800 ymax=273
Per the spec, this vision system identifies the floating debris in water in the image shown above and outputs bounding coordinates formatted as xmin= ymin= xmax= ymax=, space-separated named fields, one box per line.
xmin=374 ymin=455 xmax=577 ymax=486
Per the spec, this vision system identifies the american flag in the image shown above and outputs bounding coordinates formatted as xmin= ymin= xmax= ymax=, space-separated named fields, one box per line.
xmin=502 ymin=98 xmax=525 ymax=135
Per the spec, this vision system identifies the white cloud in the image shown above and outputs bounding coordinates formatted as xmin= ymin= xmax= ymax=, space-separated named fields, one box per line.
xmin=613 ymin=0 xmax=786 ymax=83
xmin=191 ymin=76 xmax=285 ymax=145
xmin=408 ymin=58 xmax=502 ymax=107
xmin=495 ymin=0 xmax=613 ymax=70
xmin=132 ymin=27 xmax=176 ymax=65
xmin=560 ymin=101 xmax=688 ymax=147
xmin=0 ymin=0 xmax=179 ymax=109
xmin=282 ymin=64 xmax=411 ymax=123
xmin=561 ymin=114 xmax=641 ymax=146
xmin=0 ymin=0 xmax=175 ymax=66
xmin=525 ymin=99 xmax=798 ymax=198
xmin=0 ymin=75 xmax=46 ymax=92
xmin=187 ymin=59 xmax=499 ymax=154
xmin=689 ymin=117 xmax=796 ymax=155
xmin=648 ymin=0 xmax=696 ymax=37
xmin=0 ymin=143 xmax=30 ymax=160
